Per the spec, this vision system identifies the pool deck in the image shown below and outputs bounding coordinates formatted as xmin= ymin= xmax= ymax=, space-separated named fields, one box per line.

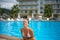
xmin=0 ymin=35 xmax=23 ymax=40
xmin=0 ymin=38 xmax=23 ymax=40
xmin=0 ymin=38 xmax=6 ymax=40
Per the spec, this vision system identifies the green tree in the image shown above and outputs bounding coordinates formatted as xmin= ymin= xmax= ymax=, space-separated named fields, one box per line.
xmin=28 ymin=10 xmax=33 ymax=17
xmin=0 ymin=8 xmax=5 ymax=16
xmin=10 ymin=4 xmax=19 ymax=18
xmin=43 ymin=4 xmax=53 ymax=18
xmin=0 ymin=8 xmax=11 ymax=16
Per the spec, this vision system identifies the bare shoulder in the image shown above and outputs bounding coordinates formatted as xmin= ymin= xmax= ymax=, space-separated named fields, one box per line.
xmin=29 ymin=28 xmax=33 ymax=32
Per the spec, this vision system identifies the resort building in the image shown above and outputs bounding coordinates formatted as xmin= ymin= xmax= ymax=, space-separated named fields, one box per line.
xmin=17 ymin=0 xmax=42 ymax=19
xmin=44 ymin=0 xmax=60 ymax=20
xmin=17 ymin=0 xmax=60 ymax=20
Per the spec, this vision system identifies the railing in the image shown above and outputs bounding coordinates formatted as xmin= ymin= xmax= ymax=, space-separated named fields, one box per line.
xmin=53 ymin=8 xmax=60 ymax=9
xmin=20 ymin=12 xmax=38 ymax=14
xmin=17 ymin=0 xmax=38 ymax=1
xmin=19 ymin=4 xmax=38 ymax=6
xmin=45 ymin=1 xmax=60 ymax=4
xmin=19 ymin=7 xmax=38 ymax=10
xmin=19 ymin=2 xmax=38 ymax=5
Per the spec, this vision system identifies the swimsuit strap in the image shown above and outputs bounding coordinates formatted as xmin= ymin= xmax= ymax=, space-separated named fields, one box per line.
xmin=22 ymin=31 xmax=25 ymax=37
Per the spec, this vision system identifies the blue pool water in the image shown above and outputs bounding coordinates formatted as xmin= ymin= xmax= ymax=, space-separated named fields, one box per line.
xmin=0 ymin=21 xmax=60 ymax=40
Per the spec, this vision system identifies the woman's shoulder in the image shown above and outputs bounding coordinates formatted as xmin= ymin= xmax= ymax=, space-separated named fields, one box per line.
xmin=29 ymin=28 xmax=33 ymax=32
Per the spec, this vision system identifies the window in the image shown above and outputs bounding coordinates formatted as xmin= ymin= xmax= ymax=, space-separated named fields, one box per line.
xmin=40 ymin=2 xmax=43 ymax=4
xmin=56 ymin=10 xmax=60 ymax=13
xmin=45 ymin=0 xmax=48 ymax=1
xmin=45 ymin=0 xmax=49 ymax=3
xmin=40 ymin=11 xmax=43 ymax=13
xmin=20 ymin=10 xmax=23 ymax=13
xmin=57 ymin=5 xmax=60 ymax=8
xmin=25 ymin=10 xmax=27 ymax=13
xmin=35 ymin=10 xmax=38 ymax=13
xmin=40 ymin=7 xmax=43 ymax=9
xmin=56 ymin=0 xmax=58 ymax=3
xmin=35 ymin=1 xmax=37 ymax=3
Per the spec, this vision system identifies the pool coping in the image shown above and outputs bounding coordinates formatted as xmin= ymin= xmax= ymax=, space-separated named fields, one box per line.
xmin=0 ymin=34 xmax=23 ymax=40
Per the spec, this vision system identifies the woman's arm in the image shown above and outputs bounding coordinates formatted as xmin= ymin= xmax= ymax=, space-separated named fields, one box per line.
xmin=29 ymin=28 xmax=34 ymax=38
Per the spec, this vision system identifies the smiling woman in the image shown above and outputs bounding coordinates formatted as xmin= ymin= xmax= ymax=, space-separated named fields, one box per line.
xmin=21 ymin=19 xmax=35 ymax=40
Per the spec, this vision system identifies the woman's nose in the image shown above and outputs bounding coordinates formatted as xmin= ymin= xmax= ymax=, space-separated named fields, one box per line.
xmin=24 ymin=22 xmax=28 ymax=24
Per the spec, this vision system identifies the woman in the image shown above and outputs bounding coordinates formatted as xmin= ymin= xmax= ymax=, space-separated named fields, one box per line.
xmin=21 ymin=19 xmax=35 ymax=40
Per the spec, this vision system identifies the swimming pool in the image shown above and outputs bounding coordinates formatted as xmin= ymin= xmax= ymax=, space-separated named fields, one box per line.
xmin=0 ymin=21 xmax=60 ymax=40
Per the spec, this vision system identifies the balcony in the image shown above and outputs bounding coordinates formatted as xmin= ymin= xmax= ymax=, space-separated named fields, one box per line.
xmin=45 ymin=1 xmax=60 ymax=4
xmin=19 ymin=7 xmax=38 ymax=10
xmin=52 ymin=6 xmax=60 ymax=9
xmin=17 ymin=0 xmax=38 ymax=2
xmin=19 ymin=2 xmax=38 ymax=6
xmin=53 ymin=8 xmax=60 ymax=9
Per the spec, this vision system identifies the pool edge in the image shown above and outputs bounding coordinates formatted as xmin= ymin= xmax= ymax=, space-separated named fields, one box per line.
xmin=0 ymin=34 xmax=22 ymax=40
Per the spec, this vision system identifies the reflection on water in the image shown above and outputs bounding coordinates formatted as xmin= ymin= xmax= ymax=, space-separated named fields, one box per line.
xmin=7 ymin=22 xmax=11 ymax=36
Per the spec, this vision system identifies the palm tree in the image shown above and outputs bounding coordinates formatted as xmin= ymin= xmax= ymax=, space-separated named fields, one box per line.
xmin=10 ymin=4 xmax=19 ymax=18
xmin=28 ymin=10 xmax=33 ymax=18
xmin=0 ymin=8 xmax=3 ymax=16
xmin=43 ymin=4 xmax=53 ymax=18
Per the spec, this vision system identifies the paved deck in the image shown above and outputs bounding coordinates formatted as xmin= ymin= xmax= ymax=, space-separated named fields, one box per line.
xmin=0 ymin=38 xmax=11 ymax=40
xmin=0 ymin=38 xmax=6 ymax=40
xmin=0 ymin=38 xmax=23 ymax=40
xmin=0 ymin=35 xmax=23 ymax=40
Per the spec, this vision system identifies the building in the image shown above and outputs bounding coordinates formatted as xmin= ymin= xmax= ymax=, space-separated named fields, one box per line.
xmin=44 ymin=0 xmax=60 ymax=20
xmin=17 ymin=0 xmax=42 ymax=19
xmin=17 ymin=0 xmax=60 ymax=20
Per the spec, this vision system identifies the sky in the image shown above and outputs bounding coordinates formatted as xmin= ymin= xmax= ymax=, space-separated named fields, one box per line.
xmin=0 ymin=0 xmax=19 ymax=9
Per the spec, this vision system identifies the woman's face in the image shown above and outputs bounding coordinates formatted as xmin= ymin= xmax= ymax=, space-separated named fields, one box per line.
xmin=23 ymin=20 xmax=28 ymax=28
